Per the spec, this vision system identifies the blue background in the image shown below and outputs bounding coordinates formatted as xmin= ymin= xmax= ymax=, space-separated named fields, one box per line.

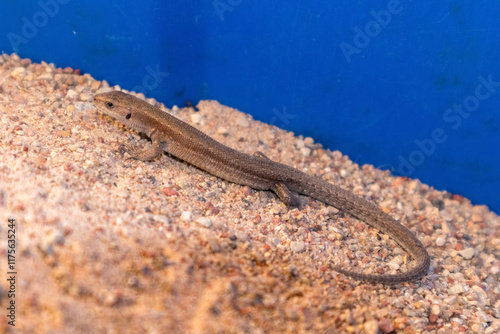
xmin=1 ymin=0 xmax=499 ymax=213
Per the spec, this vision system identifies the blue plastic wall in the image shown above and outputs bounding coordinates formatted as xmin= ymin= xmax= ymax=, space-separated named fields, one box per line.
xmin=1 ymin=1 xmax=499 ymax=213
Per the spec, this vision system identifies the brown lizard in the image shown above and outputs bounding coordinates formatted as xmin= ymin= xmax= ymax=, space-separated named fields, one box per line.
xmin=93 ymin=90 xmax=431 ymax=283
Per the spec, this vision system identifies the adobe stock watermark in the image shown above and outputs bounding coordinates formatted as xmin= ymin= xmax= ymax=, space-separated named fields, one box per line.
xmin=398 ymin=74 xmax=500 ymax=176
xmin=8 ymin=0 xmax=71 ymax=51
xmin=213 ymin=0 xmax=243 ymax=21
xmin=270 ymin=106 xmax=296 ymax=128
xmin=339 ymin=0 xmax=403 ymax=64
xmin=131 ymin=65 xmax=170 ymax=96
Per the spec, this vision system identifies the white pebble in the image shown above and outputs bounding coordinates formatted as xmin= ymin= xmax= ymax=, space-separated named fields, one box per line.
xmin=38 ymin=72 xmax=53 ymax=80
xmin=79 ymin=92 xmax=92 ymax=101
xmin=300 ymin=147 xmax=311 ymax=157
xmin=388 ymin=261 xmax=400 ymax=270
xmin=444 ymin=295 xmax=457 ymax=306
xmin=180 ymin=211 xmax=192 ymax=222
xmin=436 ymin=236 xmax=446 ymax=247
xmin=217 ymin=127 xmax=228 ymax=135
xmin=363 ymin=320 xmax=378 ymax=334
xmin=304 ymin=137 xmax=315 ymax=147
xmin=391 ymin=255 xmax=404 ymax=265
xmin=10 ymin=67 xmax=26 ymax=78
xmin=190 ymin=113 xmax=203 ymax=125
xmin=236 ymin=114 xmax=250 ymax=127
xmin=152 ymin=215 xmax=169 ymax=224
xmin=291 ymin=241 xmax=306 ymax=253
xmin=449 ymin=283 xmax=465 ymax=294
xmin=460 ymin=247 xmax=475 ymax=260
xmin=196 ymin=217 xmax=212 ymax=228
xmin=73 ymin=102 xmax=93 ymax=112
xmin=66 ymin=89 xmax=79 ymax=99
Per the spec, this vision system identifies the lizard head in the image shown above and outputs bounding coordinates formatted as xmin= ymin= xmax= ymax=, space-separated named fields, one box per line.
xmin=93 ymin=91 xmax=151 ymax=134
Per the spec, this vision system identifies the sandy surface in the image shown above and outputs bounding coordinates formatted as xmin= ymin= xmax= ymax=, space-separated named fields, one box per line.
xmin=0 ymin=53 xmax=499 ymax=333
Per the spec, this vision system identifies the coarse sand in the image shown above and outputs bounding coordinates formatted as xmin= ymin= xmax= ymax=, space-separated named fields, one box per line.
xmin=0 ymin=53 xmax=499 ymax=333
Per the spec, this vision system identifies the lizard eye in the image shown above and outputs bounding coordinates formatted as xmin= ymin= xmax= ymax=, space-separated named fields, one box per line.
xmin=125 ymin=113 xmax=132 ymax=119
xmin=106 ymin=102 xmax=114 ymax=109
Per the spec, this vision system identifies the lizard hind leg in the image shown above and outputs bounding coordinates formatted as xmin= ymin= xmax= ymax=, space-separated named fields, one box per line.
xmin=253 ymin=151 xmax=301 ymax=207
xmin=271 ymin=182 xmax=301 ymax=207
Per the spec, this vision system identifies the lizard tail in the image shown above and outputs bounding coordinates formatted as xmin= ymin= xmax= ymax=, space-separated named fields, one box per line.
xmin=288 ymin=171 xmax=431 ymax=283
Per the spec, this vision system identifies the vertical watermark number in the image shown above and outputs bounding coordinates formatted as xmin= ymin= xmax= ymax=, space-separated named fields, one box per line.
xmin=6 ymin=218 xmax=16 ymax=327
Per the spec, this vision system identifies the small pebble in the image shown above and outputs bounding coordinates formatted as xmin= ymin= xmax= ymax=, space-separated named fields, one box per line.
xmin=378 ymin=319 xmax=394 ymax=334
xmin=236 ymin=114 xmax=250 ymax=127
xmin=471 ymin=213 xmax=484 ymax=223
xmin=73 ymin=102 xmax=92 ymax=112
xmin=290 ymin=241 xmax=306 ymax=253
xmin=38 ymin=72 xmax=53 ymax=80
xmin=180 ymin=211 xmax=192 ymax=222
xmin=388 ymin=261 xmax=400 ymax=270
xmin=436 ymin=236 xmax=446 ymax=247
xmin=152 ymin=215 xmax=169 ymax=224
xmin=80 ymin=92 xmax=92 ymax=101
xmin=91 ymin=80 xmax=101 ymax=90
xmin=443 ymin=295 xmax=457 ymax=307
xmin=304 ymin=137 xmax=315 ymax=147
xmin=413 ymin=200 xmax=426 ymax=210
xmin=190 ymin=113 xmax=203 ymax=125
xmin=195 ymin=217 xmax=212 ymax=228
xmin=11 ymin=67 xmax=26 ymax=78
xmin=363 ymin=320 xmax=378 ymax=334
xmin=449 ymin=283 xmax=465 ymax=294
xmin=66 ymin=89 xmax=79 ymax=99
xmin=460 ymin=247 xmax=475 ymax=260
xmin=217 ymin=127 xmax=228 ymax=135
xmin=162 ymin=187 xmax=179 ymax=197
xmin=300 ymin=147 xmax=311 ymax=157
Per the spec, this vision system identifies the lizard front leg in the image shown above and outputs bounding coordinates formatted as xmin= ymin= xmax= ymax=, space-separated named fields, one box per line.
xmin=122 ymin=130 xmax=164 ymax=161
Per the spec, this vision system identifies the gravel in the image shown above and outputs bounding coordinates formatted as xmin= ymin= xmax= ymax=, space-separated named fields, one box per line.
xmin=0 ymin=53 xmax=499 ymax=333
